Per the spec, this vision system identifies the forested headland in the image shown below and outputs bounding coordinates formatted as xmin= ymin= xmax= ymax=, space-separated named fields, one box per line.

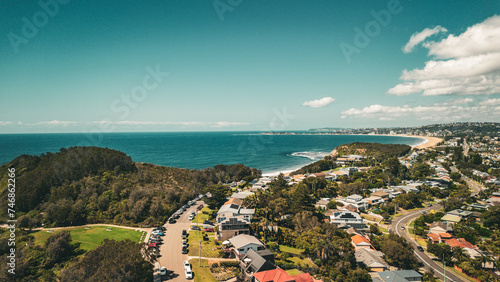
xmin=0 ymin=146 xmax=261 ymax=228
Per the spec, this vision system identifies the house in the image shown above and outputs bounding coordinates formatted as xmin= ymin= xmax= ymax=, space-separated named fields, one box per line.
xmin=426 ymin=233 xmax=441 ymax=243
xmin=372 ymin=270 xmax=423 ymax=282
xmin=447 ymin=209 xmax=473 ymax=219
xmin=253 ymin=268 xmax=322 ymax=282
xmin=231 ymin=191 xmax=255 ymax=200
xmin=364 ymin=196 xmax=384 ymax=206
xmin=351 ymin=234 xmax=374 ymax=251
xmin=468 ymin=203 xmax=489 ymax=210
xmin=371 ymin=190 xmax=390 ymax=200
xmin=240 ymin=249 xmax=276 ymax=281
xmin=445 ymin=238 xmax=478 ymax=250
xmin=440 ymin=214 xmax=461 ymax=224
xmin=228 ymin=234 xmax=266 ymax=258
xmin=216 ymin=198 xmax=255 ymax=240
xmin=355 ymin=248 xmax=389 ymax=272
xmin=219 ymin=217 xmax=251 ymax=241
xmin=330 ymin=211 xmax=368 ymax=230
xmin=315 ymin=198 xmax=331 ymax=210
xmin=429 ymin=222 xmax=452 ymax=234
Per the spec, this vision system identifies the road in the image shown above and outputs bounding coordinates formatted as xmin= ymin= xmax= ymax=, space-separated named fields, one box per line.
xmin=451 ymin=166 xmax=486 ymax=193
xmin=155 ymin=201 xmax=203 ymax=281
xmin=391 ymin=204 xmax=465 ymax=282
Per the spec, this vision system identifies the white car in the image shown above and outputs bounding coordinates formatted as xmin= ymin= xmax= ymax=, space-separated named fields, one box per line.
xmin=184 ymin=260 xmax=190 ymax=270
xmin=185 ymin=268 xmax=193 ymax=279
xmin=159 ymin=266 xmax=167 ymax=276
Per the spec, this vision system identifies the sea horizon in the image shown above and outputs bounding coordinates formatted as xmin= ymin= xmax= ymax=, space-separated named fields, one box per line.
xmin=0 ymin=132 xmax=426 ymax=174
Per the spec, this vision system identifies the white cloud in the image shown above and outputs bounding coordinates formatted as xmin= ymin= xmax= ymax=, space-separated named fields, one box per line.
xmin=341 ymin=103 xmax=499 ymax=121
xmin=0 ymin=121 xmax=13 ymax=126
xmin=403 ymin=26 xmax=448 ymax=53
xmin=424 ymin=16 xmax=500 ymax=59
xmin=479 ymin=98 xmax=500 ymax=106
xmin=435 ymin=98 xmax=473 ymax=106
xmin=389 ymin=15 xmax=500 ymax=96
xmin=302 ymin=97 xmax=335 ymax=108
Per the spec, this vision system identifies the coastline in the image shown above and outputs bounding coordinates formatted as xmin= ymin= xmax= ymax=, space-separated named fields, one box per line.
xmin=262 ymin=134 xmax=444 ymax=177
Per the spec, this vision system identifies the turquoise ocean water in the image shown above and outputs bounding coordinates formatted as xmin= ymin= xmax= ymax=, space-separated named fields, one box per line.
xmin=0 ymin=132 xmax=425 ymax=174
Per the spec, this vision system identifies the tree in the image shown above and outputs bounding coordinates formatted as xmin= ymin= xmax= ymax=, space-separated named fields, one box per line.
xmin=481 ymin=206 xmax=500 ymax=229
xmin=450 ymin=172 xmax=461 ymax=182
xmin=61 ymin=239 xmax=152 ymax=282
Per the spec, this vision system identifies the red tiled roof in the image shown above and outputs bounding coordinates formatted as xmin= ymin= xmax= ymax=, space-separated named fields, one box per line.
xmin=426 ymin=233 xmax=440 ymax=242
xmin=253 ymin=269 xmax=295 ymax=282
xmin=224 ymin=197 xmax=243 ymax=206
xmin=351 ymin=234 xmax=373 ymax=250
xmin=445 ymin=238 xmax=477 ymax=250
xmin=438 ymin=233 xmax=453 ymax=239
xmin=253 ymin=269 xmax=322 ymax=282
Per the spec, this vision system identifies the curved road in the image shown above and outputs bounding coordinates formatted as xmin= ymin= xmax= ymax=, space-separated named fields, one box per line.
xmin=391 ymin=204 xmax=465 ymax=282
xmin=155 ymin=201 xmax=204 ymax=281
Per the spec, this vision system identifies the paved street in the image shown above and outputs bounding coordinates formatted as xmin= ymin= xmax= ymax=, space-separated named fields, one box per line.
xmin=155 ymin=201 xmax=203 ymax=281
xmin=451 ymin=166 xmax=486 ymax=193
xmin=391 ymin=204 xmax=465 ymax=282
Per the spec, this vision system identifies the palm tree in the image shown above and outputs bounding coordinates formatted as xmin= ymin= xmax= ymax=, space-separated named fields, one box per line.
xmin=452 ymin=247 xmax=468 ymax=263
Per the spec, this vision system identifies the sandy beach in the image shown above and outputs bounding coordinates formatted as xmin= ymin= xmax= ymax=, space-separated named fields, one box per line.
xmin=408 ymin=135 xmax=444 ymax=149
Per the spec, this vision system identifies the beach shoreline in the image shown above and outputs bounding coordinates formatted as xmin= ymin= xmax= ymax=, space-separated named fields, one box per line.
xmin=261 ymin=134 xmax=444 ymax=177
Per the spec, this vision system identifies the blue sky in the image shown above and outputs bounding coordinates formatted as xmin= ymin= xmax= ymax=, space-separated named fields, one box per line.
xmin=1 ymin=0 xmax=499 ymax=133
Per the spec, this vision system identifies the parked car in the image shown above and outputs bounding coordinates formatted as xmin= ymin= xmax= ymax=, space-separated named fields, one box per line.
xmin=188 ymin=215 xmax=194 ymax=221
xmin=160 ymin=266 xmax=167 ymax=276
xmin=148 ymin=242 xmax=158 ymax=248
xmin=182 ymin=229 xmax=187 ymax=236
xmin=204 ymin=227 xmax=214 ymax=232
xmin=190 ymin=226 xmax=201 ymax=231
xmin=184 ymin=260 xmax=190 ymax=270
xmin=401 ymin=226 xmax=405 ymax=230
xmin=182 ymin=242 xmax=188 ymax=249
xmin=169 ymin=218 xmax=176 ymax=224
xmin=203 ymin=220 xmax=213 ymax=226
xmin=417 ymin=246 xmax=424 ymax=252
xmin=185 ymin=266 xmax=193 ymax=279
xmin=182 ymin=246 xmax=188 ymax=254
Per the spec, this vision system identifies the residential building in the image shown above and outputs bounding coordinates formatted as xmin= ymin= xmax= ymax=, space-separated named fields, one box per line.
xmin=372 ymin=270 xmax=423 ymax=282
xmin=329 ymin=211 xmax=368 ymax=230
xmin=240 ymin=249 xmax=276 ymax=281
xmin=351 ymin=234 xmax=374 ymax=251
xmin=253 ymin=268 xmax=321 ymax=282
xmin=355 ymin=248 xmax=389 ymax=272
xmin=228 ymin=234 xmax=266 ymax=258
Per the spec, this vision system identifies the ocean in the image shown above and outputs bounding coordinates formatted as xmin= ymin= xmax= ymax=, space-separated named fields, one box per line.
xmin=0 ymin=132 xmax=425 ymax=174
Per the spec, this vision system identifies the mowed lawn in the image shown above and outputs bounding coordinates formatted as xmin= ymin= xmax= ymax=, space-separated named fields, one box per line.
xmin=33 ymin=226 xmax=145 ymax=251
xmin=190 ymin=259 xmax=218 ymax=282
xmin=193 ymin=207 xmax=211 ymax=223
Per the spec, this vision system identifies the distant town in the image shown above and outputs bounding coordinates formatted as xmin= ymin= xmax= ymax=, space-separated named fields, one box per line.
xmin=1 ymin=122 xmax=500 ymax=282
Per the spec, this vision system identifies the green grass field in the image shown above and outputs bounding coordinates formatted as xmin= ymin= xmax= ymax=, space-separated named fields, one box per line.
xmin=193 ymin=207 xmax=211 ymax=223
xmin=288 ymin=256 xmax=314 ymax=267
xmin=33 ymin=226 xmax=144 ymax=251
xmin=279 ymin=245 xmax=304 ymax=255
xmin=188 ymin=230 xmax=220 ymax=258
xmin=190 ymin=259 xmax=218 ymax=282
xmin=285 ymin=269 xmax=302 ymax=276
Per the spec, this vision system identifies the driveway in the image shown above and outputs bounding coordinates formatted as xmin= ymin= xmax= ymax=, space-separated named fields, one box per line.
xmin=391 ymin=204 xmax=465 ymax=282
xmin=155 ymin=201 xmax=204 ymax=281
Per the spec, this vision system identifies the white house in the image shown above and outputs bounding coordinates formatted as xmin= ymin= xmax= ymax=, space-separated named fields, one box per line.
xmin=228 ymin=234 xmax=266 ymax=257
